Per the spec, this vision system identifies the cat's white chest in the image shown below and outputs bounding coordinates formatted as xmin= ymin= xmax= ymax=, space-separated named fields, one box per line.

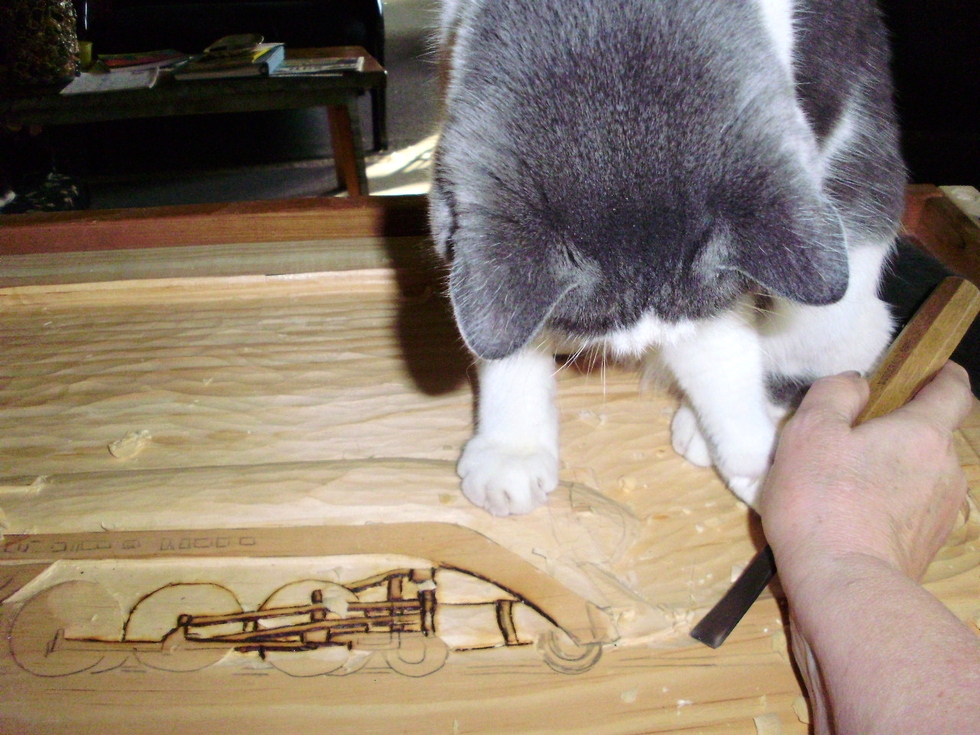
xmin=753 ymin=0 xmax=795 ymax=71
xmin=601 ymin=313 xmax=698 ymax=359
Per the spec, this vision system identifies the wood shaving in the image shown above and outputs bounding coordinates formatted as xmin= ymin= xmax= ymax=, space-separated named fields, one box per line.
xmin=771 ymin=629 xmax=789 ymax=661
xmin=0 ymin=476 xmax=47 ymax=496
xmin=753 ymin=712 xmax=783 ymax=735
xmin=619 ymin=688 xmax=637 ymax=704
xmin=108 ymin=430 xmax=152 ymax=460
xmin=577 ymin=411 xmax=607 ymax=428
xmin=618 ymin=476 xmax=637 ymax=493
xmin=323 ymin=595 xmax=349 ymax=616
xmin=792 ymin=696 xmax=811 ymax=724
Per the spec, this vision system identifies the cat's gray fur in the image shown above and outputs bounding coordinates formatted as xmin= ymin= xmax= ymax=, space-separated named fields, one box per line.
xmin=431 ymin=0 xmax=905 ymax=515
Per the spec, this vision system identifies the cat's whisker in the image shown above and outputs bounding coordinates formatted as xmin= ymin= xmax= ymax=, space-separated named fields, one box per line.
xmin=601 ymin=346 xmax=608 ymax=401
xmin=746 ymin=301 xmax=777 ymax=319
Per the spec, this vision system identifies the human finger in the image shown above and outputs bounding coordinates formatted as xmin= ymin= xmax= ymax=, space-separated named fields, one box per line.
xmin=895 ymin=361 xmax=973 ymax=432
xmin=793 ymin=371 xmax=870 ymax=429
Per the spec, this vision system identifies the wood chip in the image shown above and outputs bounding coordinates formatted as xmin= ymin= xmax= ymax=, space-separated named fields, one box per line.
xmin=792 ymin=696 xmax=811 ymax=724
xmin=753 ymin=712 xmax=783 ymax=735
xmin=107 ymin=430 xmax=152 ymax=459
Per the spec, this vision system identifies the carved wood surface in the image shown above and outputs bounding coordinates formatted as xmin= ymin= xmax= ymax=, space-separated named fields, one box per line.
xmin=1 ymin=219 xmax=979 ymax=734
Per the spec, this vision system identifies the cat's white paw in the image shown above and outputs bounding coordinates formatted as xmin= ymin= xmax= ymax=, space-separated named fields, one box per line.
xmin=714 ymin=427 xmax=775 ymax=482
xmin=670 ymin=404 xmax=713 ymax=467
xmin=714 ymin=428 xmax=776 ymax=508
xmin=671 ymin=403 xmax=774 ymax=508
xmin=725 ymin=474 xmax=764 ymax=508
xmin=457 ymin=435 xmax=558 ymax=516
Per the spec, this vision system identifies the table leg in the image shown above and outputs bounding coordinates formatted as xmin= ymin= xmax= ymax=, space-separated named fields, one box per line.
xmin=327 ymin=100 xmax=369 ymax=196
xmin=370 ymin=89 xmax=388 ymax=152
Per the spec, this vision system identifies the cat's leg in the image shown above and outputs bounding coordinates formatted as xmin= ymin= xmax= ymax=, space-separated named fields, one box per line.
xmin=458 ymin=345 xmax=560 ymax=516
xmin=660 ymin=298 xmax=775 ymax=507
xmin=670 ymin=402 xmax=713 ymax=468
xmin=760 ymin=243 xmax=894 ymax=382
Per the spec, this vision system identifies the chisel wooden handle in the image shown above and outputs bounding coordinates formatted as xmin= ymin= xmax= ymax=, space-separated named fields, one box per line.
xmin=856 ymin=277 xmax=980 ymax=422
xmin=690 ymin=276 xmax=980 ymax=648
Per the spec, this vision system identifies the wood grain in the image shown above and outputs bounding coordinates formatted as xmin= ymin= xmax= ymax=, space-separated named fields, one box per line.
xmin=1 ymin=194 xmax=978 ymax=735
xmin=0 ymin=195 xmax=428 ymax=254
xmin=1 ymin=523 xmax=614 ymax=645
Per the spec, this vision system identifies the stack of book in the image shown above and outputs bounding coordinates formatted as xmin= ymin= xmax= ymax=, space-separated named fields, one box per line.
xmin=173 ymin=35 xmax=285 ymax=80
xmin=97 ymin=49 xmax=189 ymax=73
xmin=272 ymin=56 xmax=365 ymax=76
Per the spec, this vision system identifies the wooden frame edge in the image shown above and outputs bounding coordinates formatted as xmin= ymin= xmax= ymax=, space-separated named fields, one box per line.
xmin=903 ymin=184 xmax=980 ymax=285
xmin=0 ymin=195 xmax=429 ymax=254
xmin=3 ymin=186 xmax=977 ymax=284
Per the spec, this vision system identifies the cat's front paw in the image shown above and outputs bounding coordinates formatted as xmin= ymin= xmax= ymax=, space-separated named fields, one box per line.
xmin=725 ymin=474 xmax=764 ymax=508
xmin=671 ymin=403 xmax=774 ymax=508
xmin=714 ymin=430 xmax=776 ymax=508
xmin=670 ymin=403 xmax=713 ymax=468
xmin=457 ymin=435 xmax=558 ymax=516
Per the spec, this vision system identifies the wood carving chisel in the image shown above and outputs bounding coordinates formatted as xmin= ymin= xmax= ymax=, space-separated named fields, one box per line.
xmin=689 ymin=275 xmax=980 ymax=648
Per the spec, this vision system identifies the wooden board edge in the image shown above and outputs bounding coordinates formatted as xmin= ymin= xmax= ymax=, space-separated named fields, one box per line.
xmin=0 ymin=236 xmax=436 ymax=290
xmin=0 ymin=195 xmax=429 ymax=255
xmin=3 ymin=185 xmax=976 ymax=288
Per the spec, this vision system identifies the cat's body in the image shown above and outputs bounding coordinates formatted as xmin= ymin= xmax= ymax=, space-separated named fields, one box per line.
xmin=430 ymin=0 xmax=905 ymax=515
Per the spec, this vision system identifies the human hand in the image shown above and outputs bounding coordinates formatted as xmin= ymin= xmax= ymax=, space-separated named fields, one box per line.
xmin=759 ymin=361 xmax=974 ymax=583
xmin=759 ymin=362 xmax=978 ymax=735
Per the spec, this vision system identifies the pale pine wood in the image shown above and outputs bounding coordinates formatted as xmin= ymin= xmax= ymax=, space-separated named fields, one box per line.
xmin=2 ymin=524 xmax=613 ymax=646
xmin=0 ymin=236 xmax=429 ymax=288
xmin=0 ymin=193 xmax=978 ymax=735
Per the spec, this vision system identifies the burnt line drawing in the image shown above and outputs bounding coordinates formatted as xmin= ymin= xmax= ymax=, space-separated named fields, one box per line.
xmin=8 ymin=560 xmax=605 ymax=679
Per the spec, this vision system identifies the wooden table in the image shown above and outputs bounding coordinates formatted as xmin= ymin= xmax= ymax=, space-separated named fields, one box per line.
xmin=0 ymin=46 xmax=386 ymax=197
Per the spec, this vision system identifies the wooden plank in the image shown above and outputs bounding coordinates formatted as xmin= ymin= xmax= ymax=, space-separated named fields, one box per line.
xmin=0 ymin=185 xmax=964 ymax=258
xmin=0 ymin=236 xmax=431 ymax=288
xmin=0 ymin=191 xmax=977 ymax=735
xmin=0 ymin=195 xmax=429 ymax=254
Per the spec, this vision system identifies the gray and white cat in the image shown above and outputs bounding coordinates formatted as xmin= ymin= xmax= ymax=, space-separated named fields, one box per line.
xmin=430 ymin=0 xmax=905 ymax=515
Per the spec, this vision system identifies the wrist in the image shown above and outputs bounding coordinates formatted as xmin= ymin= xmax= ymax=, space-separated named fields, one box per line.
xmin=772 ymin=546 xmax=907 ymax=607
xmin=763 ymin=511 xmax=918 ymax=586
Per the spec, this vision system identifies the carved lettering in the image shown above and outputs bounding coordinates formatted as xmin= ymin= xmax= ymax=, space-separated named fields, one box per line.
xmin=158 ymin=535 xmax=258 ymax=552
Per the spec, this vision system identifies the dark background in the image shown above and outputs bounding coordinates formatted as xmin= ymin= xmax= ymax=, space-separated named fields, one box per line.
xmin=885 ymin=0 xmax=980 ymax=187
xmin=3 ymin=0 xmax=977 ymax=202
